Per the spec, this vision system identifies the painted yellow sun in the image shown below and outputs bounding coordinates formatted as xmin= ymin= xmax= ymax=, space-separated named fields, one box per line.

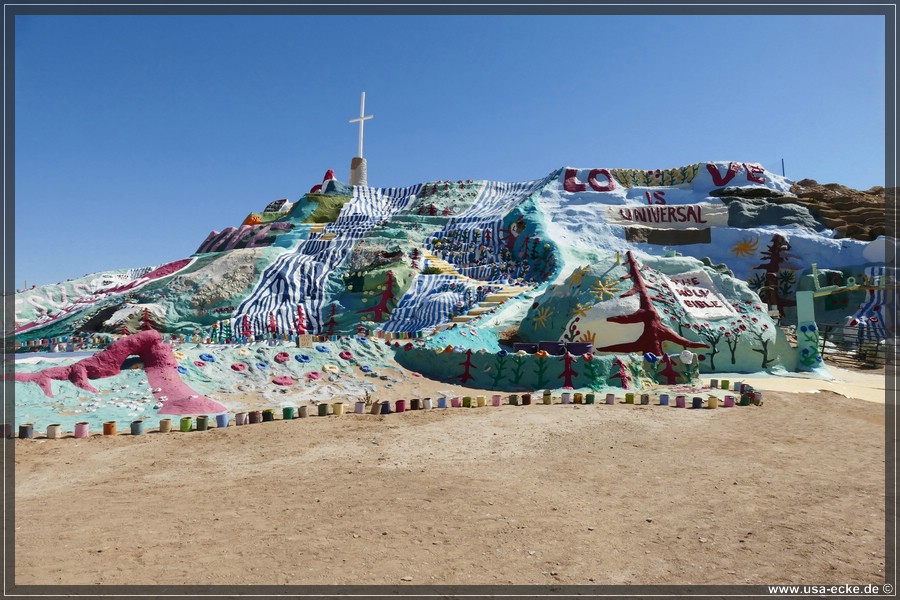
xmin=591 ymin=276 xmax=621 ymax=301
xmin=568 ymin=267 xmax=590 ymax=285
xmin=573 ymin=302 xmax=592 ymax=319
xmin=730 ymin=235 xmax=759 ymax=258
xmin=533 ymin=306 xmax=553 ymax=329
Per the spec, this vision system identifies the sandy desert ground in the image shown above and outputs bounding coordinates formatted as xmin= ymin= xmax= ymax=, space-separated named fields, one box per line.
xmin=11 ymin=367 xmax=888 ymax=587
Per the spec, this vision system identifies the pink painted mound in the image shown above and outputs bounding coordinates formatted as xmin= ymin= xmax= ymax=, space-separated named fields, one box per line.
xmin=274 ymin=352 xmax=290 ymax=363
xmin=231 ymin=363 xmax=247 ymax=372
xmin=338 ymin=351 xmax=353 ymax=360
xmin=306 ymin=372 xmax=321 ymax=380
xmin=273 ymin=376 xmax=294 ymax=386
xmin=15 ymin=330 xmax=226 ymax=416
xmin=194 ymin=360 xmax=206 ymax=367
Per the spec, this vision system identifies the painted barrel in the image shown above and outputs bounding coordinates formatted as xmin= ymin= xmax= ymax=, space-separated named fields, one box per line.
xmin=179 ymin=417 xmax=193 ymax=432
xmin=522 ymin=393 xmax=532 ymax=404
xmin=216 ymin=414 xmax=229 ymax=428
xmin=437 ymin=397 xmax=448 ymax=409
xmin=691 ymin=397 xmax=703 ymax=409
xmin=396 ymin=399 xmax=407 ymax=413
xmin=196 ymin=415 xmax=209 ymax=431
xmin=369 ymin=402 xmax=381 ymax=415
xmin=462 ymin=397 xmax=472 ymax=408
xmin=235 ymin=412 xmax=248 ymax=426
xmin=675 ymin=396 xmax=686 ymax=408
xmin=752 ymin=391 xmax=763 ymax=406
xmin=585 ymin=393 xmax=595 ymax=405
xmin=720 ymin=379 xmax=730 ymax=390
xmin=355 ymin=401 xmax=366 ymax=414
xmin=605 ymin=393 xmax=615 ymax=405
xmin=741 ymin=384 xmax=752 ymax=394
xmin=159 ymin=418 xmax=172 ymax=433
xmin=103 ymin=421 xmax=117 ymax=436
xmin=283 ymin=406 xmax=296 ymax=420
xmin=410 ymin=399 xmax=421 ymax=410
xmin=740 ymin=394 xmax=752 ymax=406
xmin=46 ymin=424 xmax=62 ymax=439
xmin=509 ymin=395 xmax=519 ymax=406
xmin=333 ymin=403 xmax=345 ymax=416
xmin=561 ymin=392 xmax=571 ymax=404
xmin=262 ymin=410 xmax=275 ymax=422
xmin=491 ymin=395 xmax=501 ymax=407
xmin=476 ymin=396 xmax=485 ymax=408
xmin=723 ymin=395 xmax=735 ymax=408
xmin=248 ymin=411 xmax=261 ymax=424
xmin=710 ymin=379 xmax=719 ymax=388
xmin=733 ymin=381 xmax=742 ymax=391
xmin=130 ymin=420 xmax=145 ymax=436
xmin=708 ymin=396 xmax=719 ymax=409
xmin=659 ymin=394 xmax=669 ymax=406
xmin=423 ymin=397 xmax=433 ymax=410
xmin=18 ymin=424 xmax=33 ymax=439
xmin=640 ymin=394 xmax=650 ymax=405
xmin=625 ymin=393 xmax=635 ymax=404
xmin=574 ymin=393 xmax=583 ymax=404
xmin=380 ymin=401 xmax=391 ymax=415
xmin=543 ymin=393 xmax=553 ymax=405
xmin=451 ymin=397 xmax=461 ymax=408
xmin=318 ymin=403 xmax=329 ymax=417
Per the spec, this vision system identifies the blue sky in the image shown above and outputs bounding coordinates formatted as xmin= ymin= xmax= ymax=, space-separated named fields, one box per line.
xmin=14 ymin=14 xmax=886 ymax=287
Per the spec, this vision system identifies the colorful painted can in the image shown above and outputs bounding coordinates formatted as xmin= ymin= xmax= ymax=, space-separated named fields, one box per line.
xmin=640 ymin=394 xmax=650 ymax=405
xmin=491 ymin=395 xmax=501 ymax=407
xmin=752 ymin=391 xmax=763 ymax=405
xmin=159 ymin=418 xmax=172 ymax=433
xmin=720 ymin=379 xmax=730 ymax=390
xmin=216 ymin=414 xmax=229 ymax=428
xmin=355 ymin=401 xmax=366 ymax=414
xmin=675 ymin=396 xmax=686 ymax=408
xmin=333 ymin=402 xmax=345 ymax=416
xmin=235 ymin=412 xmax=248 ymax=425
xmin=75 ymin=422 xmax=90 ymax=438
xmin=283 ymin=406 xmax=296 ymax=420
xmin=659 ymin=394 xmax=669 ymax=406
xmin=424 ymin=397 xmax=434 ymax=410
xmin=710 ymin=379 xmax=719 ymax=388
xmin=522 ymin=393 xmax=532 ymax=404
xmin=543 ymin=393 xmax=553 ymax=405
xmin=585 ymin=393 xmax=595 ymax=405
xmin=437 ymin=397 xmax=448 ymax=409
xmin=561 ymin=392 xmax=571 ymax=404
xmin=262 ymin=410 xmax=275 ymax=422
xmin=179 ymin=417 xmax=193 ymax=432
xmin=723 ymin=395 xmax=735 ymax=408
xmin=691 ymin=397 xmax=703 ymax=409
xmin=741 ymin=384 xmax=752 ymax=394
xmin=476 ymin=396 xmax=485 ymax=408
xmin=410 ymin=398 xmax=421 ymax=410
xmin=605 ymin=393 xmax=616 ymax=405
xmin=18 ymin=424 xmax=33 ymax=439
xmin=509 ymin=394 xmax=519 ymax=406
xmin=451 ymin=397 xmax=461 ymax=408
xmin=625 ymin=393 xmax=635 ymax=404
xmin=708 ymin=396 xmax=719 ymax=409
xmin=740 ymin=394 xmax=752 ymax=406
xmin=196 ymin=415 xmax=209 ymax=430
xmin=369 ymin=402 xmax=380 ymax=415
xmin=380 ymin=401 xmax=391 ymax=415
xmin=249 ymin=411 xmax=261 ymax=424
xmin=46 ymin=424 xmax=62 ymax=439
xmin=130 ymin=420 xmax=145 ymax=436
xmin=318 ymin=403 xmax=330 ymax=417
xmin=733 ymin=381 xmax=742 ymax=391
xmin=103 ymin=421 xmax=117 ymax=436
xmin=394 ymin=399 xmax=406 ymax=413
xmin=462 ymin=397 xmax=472 ymax=408
xmin=574 ymin=393 xmax=583 ymax=404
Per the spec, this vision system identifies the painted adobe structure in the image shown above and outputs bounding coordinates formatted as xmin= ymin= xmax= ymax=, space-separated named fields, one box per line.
xmin=14 ymin=162 xmax=888 ymax=392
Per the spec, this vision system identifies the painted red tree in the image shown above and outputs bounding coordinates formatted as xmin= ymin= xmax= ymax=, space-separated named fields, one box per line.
xmin=754 ymin=234 xmax=800 ymax=318
xmin=119 ymin=323 xmax=131 ymax=336
xmin=268 ymin=312 xmax=278 ymax=336
xmin=559 ymin=352 xmax=578 ymax=388
xmin=458 ymin=349 xmax=476 ymax=384
xmin=657 ymin=353 xmax=680 ymax=385
xmin=609 ymin=356 xmax=631 ymax=389
xmin=295 ymin=305 xmax=307 ymax=335
xmin=356 ymin=270 xmax=397 ymax=323
xmin=321 ymin=304 xmax=338 ymax=337
xmin=139 ymin=308 xmax=154 ymax=331
xmin=598 ymin=251 xmax=708 ymax=356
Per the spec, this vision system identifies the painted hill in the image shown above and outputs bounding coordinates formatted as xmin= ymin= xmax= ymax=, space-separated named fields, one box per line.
xmin=14 ymin=161 xmax=886 ymax=384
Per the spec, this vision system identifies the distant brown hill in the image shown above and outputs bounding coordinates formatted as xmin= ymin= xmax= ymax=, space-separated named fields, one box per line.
xmin=784 ymin=179 xmax=888 ymax=241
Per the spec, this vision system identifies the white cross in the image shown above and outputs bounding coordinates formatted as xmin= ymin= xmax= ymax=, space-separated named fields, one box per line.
xmin=348 ymin=91 xmax=373 ymax=158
